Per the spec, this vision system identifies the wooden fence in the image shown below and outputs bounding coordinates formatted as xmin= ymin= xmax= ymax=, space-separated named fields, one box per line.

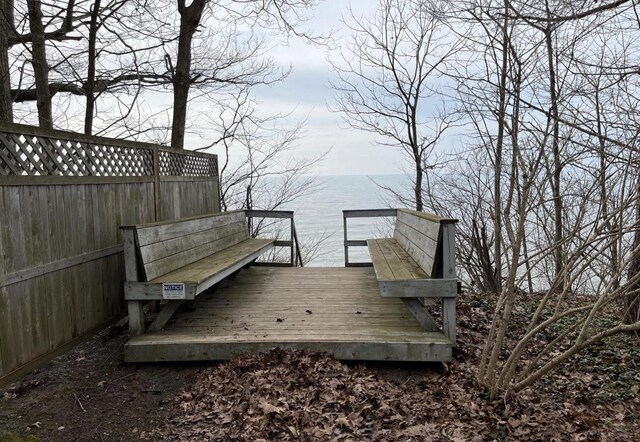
xmin=0 ymin=123 xmax=220 ymax=384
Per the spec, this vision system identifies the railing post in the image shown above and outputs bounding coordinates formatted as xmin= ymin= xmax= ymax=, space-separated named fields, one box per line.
xmin=342 ymin=209 xmax=397 ymax=267
xmin=292 ymin=220 xmax=303 ymax=267
xmin=343 ymin=213 xmax=349 ymax=267
xmin=290 ymin=216 xmax=295 ymax=266
xmin=440 ymin=222 xmax=457 ymax=346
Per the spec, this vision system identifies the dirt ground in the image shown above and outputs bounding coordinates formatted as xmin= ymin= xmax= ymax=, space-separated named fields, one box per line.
xmin=0 ymin=294 xmax=638 ymax=441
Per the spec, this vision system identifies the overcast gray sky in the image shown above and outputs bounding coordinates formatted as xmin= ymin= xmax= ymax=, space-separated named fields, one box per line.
xmin=248 ymin=0 xmax=408 ymax=176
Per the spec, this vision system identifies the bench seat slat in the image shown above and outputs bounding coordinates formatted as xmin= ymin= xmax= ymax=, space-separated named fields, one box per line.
xmin=367 ymin=239 xmax=394 ymax=281
xmin=376 ymin=239 xmax=415 ymax=280
xmin=368 ymin=238 xmax=426 ymax=281
xmin=151 ymin=238 xmax=274 ymax=284
xmin=125 ymin=238 xmax=275 ymax=301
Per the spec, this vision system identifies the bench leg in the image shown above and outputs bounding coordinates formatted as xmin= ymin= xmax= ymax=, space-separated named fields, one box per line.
xmin=128 ymin=301 xmax=145 ymax=336
xmin=442 ymin=298 xmax=456 ymax=347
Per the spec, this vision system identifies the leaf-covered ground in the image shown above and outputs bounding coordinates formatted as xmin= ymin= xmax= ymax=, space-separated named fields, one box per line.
xmin=1 ymin=292 xmax=638 ymax=441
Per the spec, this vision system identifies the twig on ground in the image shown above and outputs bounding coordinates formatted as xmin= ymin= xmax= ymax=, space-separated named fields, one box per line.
xmin=74 ymin=392 xmax=87 ymax=413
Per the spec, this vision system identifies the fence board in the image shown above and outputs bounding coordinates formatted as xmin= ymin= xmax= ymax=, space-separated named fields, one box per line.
xmin=0 ymin=124 xmax=219 ymax=382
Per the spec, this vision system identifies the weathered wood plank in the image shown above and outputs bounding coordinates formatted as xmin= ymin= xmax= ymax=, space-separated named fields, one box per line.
xmin=397 ymin=210 xmax=441 ymax=242
xmin=396 ymin=208 xmax=457 ymax=224
xmin=343 ymin=209 xmax=397 ymax=218
xmin=377 ymin=239 xmax=417 ymax=280
xmin=127 ymin=301 xmax=146 ymax=336
xmin=125 ymin=281 xmax=199 ymax=300
xmin=143 ymin=229 xmax=250 ymax=281
xmin=24 ymin=186 xmax=50 ymax=357
xmin=246 ymin=210 xmax=294 ymax=219
xmin=394 ymin=222 xmax=438 ymax=276
xmin=151 ymin=238 xmax=273 ymax=283
xmin=125 ymin=340 xmax=452 ymax=363
xmin=440 ymin=223 xmax=457 ymax=279
xmin=0 ymin=245 xmax=123 ymax=288
xmin=0 ymin=288 xmax=12 ymax=376
xmin=442 ymin=298 xmax=456 ymax=347
xmin=367 ymin=239 xmax=394 ymax=281
xmin=139 ymin=220 xmax=247 ymax=265
xmin=378 ymin=279 xmax=458 ymax=298
xmin=134 ymin=211 xmax=244 ymax=246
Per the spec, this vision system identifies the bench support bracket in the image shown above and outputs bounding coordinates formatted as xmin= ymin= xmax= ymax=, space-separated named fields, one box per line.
xmin=148 ymin=300 xmax=185 ymax=332
xmin=401 ymin=298 xmax=440 ymax=332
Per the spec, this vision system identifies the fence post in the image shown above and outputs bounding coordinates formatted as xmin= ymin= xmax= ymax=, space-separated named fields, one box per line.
xmin=153 ymin=148 xmax=161 ymax=222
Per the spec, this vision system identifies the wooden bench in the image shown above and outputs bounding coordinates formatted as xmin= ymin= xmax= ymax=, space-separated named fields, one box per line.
xmin=366 ymin=209 xmax=458 ymax=345
xmin=121 ymin=211 xmax=275 ymax=336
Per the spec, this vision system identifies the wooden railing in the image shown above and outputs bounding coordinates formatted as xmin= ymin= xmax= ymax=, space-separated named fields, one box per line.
xmin=246 ymin=210 xmax=303 ymax=267
xmin=342 ymin=209 xmax=397 ymax=267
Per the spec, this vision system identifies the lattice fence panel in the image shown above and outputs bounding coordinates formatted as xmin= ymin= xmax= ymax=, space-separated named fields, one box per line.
xmin=158 ymin=150 xmax=218 ymax=177
xmin=0 ymin=132 xmax=155 ymax=177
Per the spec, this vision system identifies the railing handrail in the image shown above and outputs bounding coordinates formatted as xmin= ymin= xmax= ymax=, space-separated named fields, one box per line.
xmin=342 ymin=208 xmax=398 ymax=218
xmin=245 ymin=209 xmax=294 ymax=219
xmin=342 ymin=208 xmax=398 ymax=267
xmin=245 ymin=209 xmax=301 ymax=267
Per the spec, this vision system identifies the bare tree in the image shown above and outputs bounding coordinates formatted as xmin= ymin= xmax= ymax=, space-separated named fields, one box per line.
xmin=27 ymin=0 xmax=52 ymax=128
xmin=0 ymin=0 xmax=13 ymax=121
xmin=434 ymin=0 xmax=640 ymax=397
xmin=331 ymin=0 xmax=460 ymax=212
xmin=199 ymin=90 xmax=324 ymax=213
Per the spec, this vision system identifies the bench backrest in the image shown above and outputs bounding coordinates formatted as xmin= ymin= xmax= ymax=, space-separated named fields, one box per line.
xmin=393 ymin=209 xmax=444 ymax=278
xmin=134 ymin=211 xmax=249 ymax=281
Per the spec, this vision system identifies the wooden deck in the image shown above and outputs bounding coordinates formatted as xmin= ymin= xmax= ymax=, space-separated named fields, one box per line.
xmin=124 ymin=267 xmax=453 ymax=363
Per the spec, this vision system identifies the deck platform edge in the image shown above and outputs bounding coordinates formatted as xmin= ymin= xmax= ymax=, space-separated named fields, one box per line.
xmin=124 ymin=340 xmax=452 ymax=363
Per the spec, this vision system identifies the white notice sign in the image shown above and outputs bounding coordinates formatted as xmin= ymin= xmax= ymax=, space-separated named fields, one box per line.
xmin=162 ymin=283 xmax=186 ymax=300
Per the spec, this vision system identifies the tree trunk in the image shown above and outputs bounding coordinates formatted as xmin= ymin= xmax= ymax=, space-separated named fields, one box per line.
xmin=27 ymin=0 xmax=52 ymax=128
xmin=0 ymin=0 xmax=14 ymax=122
xmin=171 ymin=0 xmax=206 ymax=149
xmin=414 ymin=160 xmax=423 ymax=212
xmin=545 ymin=5 xmax=564 ymax=284
xmin=84 ymin=0 xmax=101 ymax=135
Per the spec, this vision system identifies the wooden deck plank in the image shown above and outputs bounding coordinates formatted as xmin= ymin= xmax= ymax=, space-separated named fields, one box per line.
xmin=125 ymin=267 xmax=453 ymax=363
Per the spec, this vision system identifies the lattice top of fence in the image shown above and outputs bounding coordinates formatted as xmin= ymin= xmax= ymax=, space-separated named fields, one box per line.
xmin=0 ymin=123 xmax=218 ymax=178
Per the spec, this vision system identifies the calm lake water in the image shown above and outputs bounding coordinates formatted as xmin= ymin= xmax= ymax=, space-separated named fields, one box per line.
xmin=281 ymin=174 xmax=411 ymax=266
